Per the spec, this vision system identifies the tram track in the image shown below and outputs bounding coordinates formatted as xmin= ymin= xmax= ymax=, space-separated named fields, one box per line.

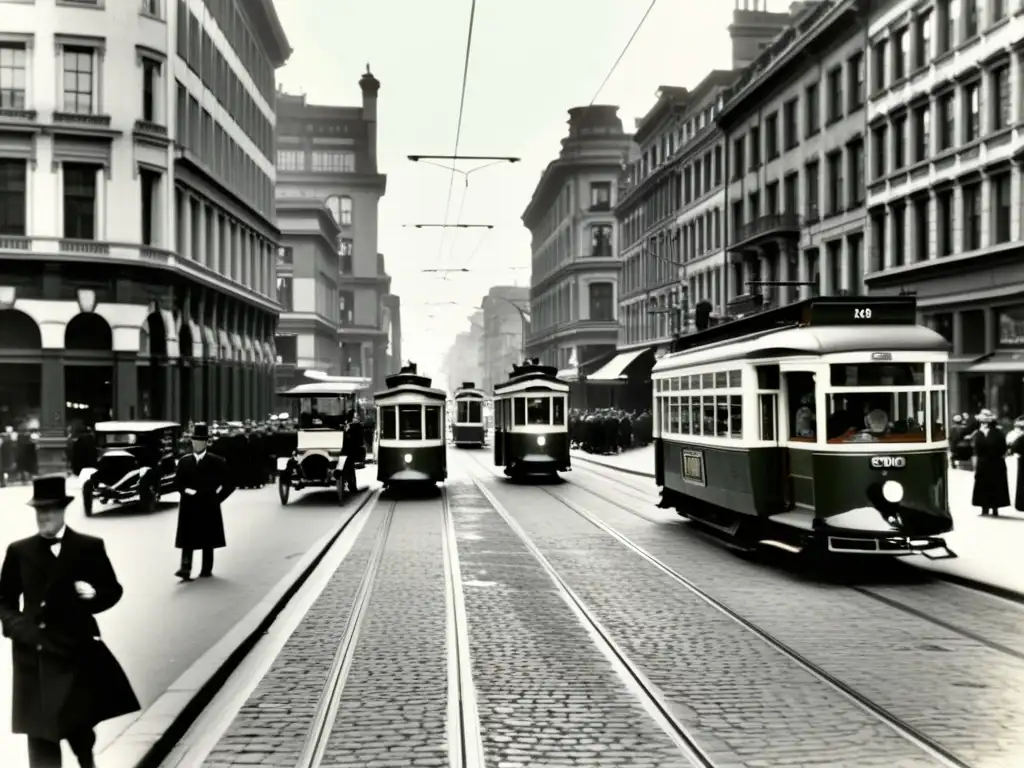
xmin=461 ymin=449 xmax=978 ymax=767
xmin=568 ymin=458 xmax=1024 ymax=663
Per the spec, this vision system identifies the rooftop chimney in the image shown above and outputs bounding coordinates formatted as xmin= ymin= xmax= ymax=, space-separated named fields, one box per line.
xmin=360 ymin=65 xmax=380 ymax=171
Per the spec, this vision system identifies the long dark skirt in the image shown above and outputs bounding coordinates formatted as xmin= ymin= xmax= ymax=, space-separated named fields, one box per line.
xmin=973 ymin=456 xmax=1010 ymax=509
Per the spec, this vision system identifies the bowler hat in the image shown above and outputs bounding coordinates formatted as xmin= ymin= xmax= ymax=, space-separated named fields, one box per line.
xmin=27 ymin=474 xmax=73 ymax=509
xmin=977 ymin=409 xmax=997 ymax=423
xmin=192 ymin=422 xmax=210 ymax=440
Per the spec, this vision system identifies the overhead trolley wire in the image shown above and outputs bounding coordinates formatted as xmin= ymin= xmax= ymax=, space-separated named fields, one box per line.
xmin=589 ymin=0 xmax=659 ymax=106
xmin=436 ymin=0 xmax=479 ymax=271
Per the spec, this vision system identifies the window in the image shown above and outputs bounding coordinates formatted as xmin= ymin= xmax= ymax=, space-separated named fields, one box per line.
xmin=142 ymin=59 xmax=158 ymax=122
xmin=849 ymin=51 xmax=865 ymax=111
xmin=325 ymin=195 xmax=353 ymax=227
xmin=589 ymin=182 xmax=611 ymax=210
xmin=937 ymin=189 xmax=954 ymax=256
xmin=993 ymin=173 xmax=1012 ymax=244
xmin=826 ymin=152 xmax=842 ymax=215
xmin=140 ymin=169 xmax=157 ymax=245
xmin=513 ymin=397 xmax=525 ymax=426
xmin=913 ymin=104 xmax=930 ymax=163
xmin=275 ymin=335 xmax=297 ymax=365
xmin=992 ymin=0 xmax=1007 ymax=22
xmin=872 ymin=40 xmax=888 ymax=92
xmin=848 ymin=139 xmax=864 ymax=206
xmin=425 ymin=406 xmax=441 ymax=440
xmin=553 ymin=397 xmax=564 ymax=426
xmin=141 ymin=0 xmax=161 ymax=17
xmin=398 ymin=405 xmax=421 ymax=439
xmin=825 ymin=391 xmax=927 ymax=443
xmin=805 ymin=82 xmax=820 ymax=136
xmin=893 ymin=28 xmax=909 ymax=81
xmin=893 ymin=114 xmax=907 ymax=169
xmin=914 ymin=11 xmax=932 ymax=70
xmin=872 ymin=124 xmax=888 ymax=179
xmin=759 ymin=394 xmax=777 ymax=441
xmin=805 ymin=159 xmax=820 ymax=219
xmin=827 ymin=67 xmax=843 ymax=122
xmin=276 ymin=150 xmax=303 ymax=170
xmin=891 ymin=203 xmax=906 ymax=266
xmin=938 ymin=0 xmax=956 ymax=53
xmin=63 ymin=163 xmax=97 ymax=240
xmin=339 ymin=290 xmax=354 ymax=326
xmin=964 ymin=0 xmax=978 ymax=39
xmin=913 ymin=197 xmax=929 ymax=262
xmin=784 ymin=172 xmax=799 ymax=214
xmin=589 ymin=282 xmax=614 ymax=321
xmin=938 ymin=92 xmax=955 ymax=150
xmin=276 ymin=245 xmax=293 ymax=264
xmin=0 ymin=159 xmax=26 ymax=236
xmin=732 ymin=136 xmax=745 ymax=178
xmin=525 ymin=397 xmax=551 ymax=425
xmin=590 ymin=224 xmax=612 ymax=257
xmin=339 ymin=237 xmax=353 ymax=274
xmin=963 ymin=81 xmax=980 ymax=142
xmin=311 ymin=151 xmax=354 ymax=172
xmin=340 ymin=196 xmax=352 ymax=225
xmin=763 ymin=112 xmax=778 ymax=160
xmin=783 ymin=98 xmax=798 ymax=149
xmin=992 ymin=65 xmax=1010 ymax=131
xmin=379 ymin=406 xmax=396 ymax=439
xmin=0 ymin=44 xmax=27 ymax=110
xmin=62 ymin=46 xmax=95 ymax=114
xmin=276 ymin=276 xmax=293 ymax=311
xmin=963 ymin=183 xmax=981 ymax=251
xmin=749 ymin=125 xmax=761 ymax=168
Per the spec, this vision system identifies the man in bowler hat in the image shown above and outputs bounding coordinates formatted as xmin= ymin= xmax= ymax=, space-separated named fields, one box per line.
xmin=0 ymin=475 xmax=139 ymax=767
xmin=173 ymin=422 xmax=235 ymax=580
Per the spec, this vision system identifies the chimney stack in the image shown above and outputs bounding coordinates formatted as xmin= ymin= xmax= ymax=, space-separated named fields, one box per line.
xmin=360 ymin=65 xmax=380 ymax=171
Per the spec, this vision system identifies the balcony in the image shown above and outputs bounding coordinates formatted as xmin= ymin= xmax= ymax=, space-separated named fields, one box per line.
xmin=729 ymin=212 xmax=801 ymax=251
xmin=133 ymin=119 xmax=169 ymax=144
xmin=53 ymin=112 xmax=111 ymax=127
xmin=0 ymin=108 xmax=37 ymax=127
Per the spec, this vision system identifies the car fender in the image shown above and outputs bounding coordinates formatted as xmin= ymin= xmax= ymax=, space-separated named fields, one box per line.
xmin=80 ymin=467 xmax=98 ymax=483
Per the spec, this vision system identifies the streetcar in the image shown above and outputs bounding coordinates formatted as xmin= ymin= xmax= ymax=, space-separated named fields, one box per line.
xmin=493 ymin=358 xmax=570 ymax=479
xmin=276 ymin=377 xmax=370 ymax=505
xmin=375 ymin=363 xmax=447 ymax=488
xmin=651 ymin=295 xmax=956 ymax=558
xmin=452 ymin=382 xmax=487 ymax=448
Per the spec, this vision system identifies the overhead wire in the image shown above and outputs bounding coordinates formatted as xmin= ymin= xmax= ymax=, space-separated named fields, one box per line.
xmin=589 ymin=0 xmax=659 ymax=105
xmin=435 ymin=0 xmax=479 ymax=274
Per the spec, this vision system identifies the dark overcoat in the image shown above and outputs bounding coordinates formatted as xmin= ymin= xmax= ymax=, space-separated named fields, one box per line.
xmin=343 ymin=422 xmax=366 ymax=464
xmin=972 ymin=427 xmax=1011 ymax=509
xmin=0 ymin=529 xmax=139 ymax=740
xmin=174 ymin=453 xmax=234 ymax=550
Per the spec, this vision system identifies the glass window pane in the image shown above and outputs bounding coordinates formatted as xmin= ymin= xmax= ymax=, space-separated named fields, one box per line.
xmin=469 ymin=400 xmax=482 ymax=422
xmin=716 ymin=396 xmax=728 ymax=436
xmin=728 ymin=370 xmax=742 ymax=388
xmin=513 ymin=398 xmax=525 ymax=425
xmin=526 ymin=397 xmax=550 ymax=425
xmin=931 ymin=362 xmax=946 ymax=386
xmin=425 ymin=406 xmax=441 ymax=440
xmin=398 ymin=404 xmax=421 ymax=439
xmin=714 ymin=372 xmax=727 ymax=388
xmin=552 ymin=397 xmax=564 ymax=425
xmin=730 ymin=395 xmax=743 ymax=437
xmin=701 ymin=373 xmax=713 ymax=389
xmin=930 ymin=390 xmax=947 ymax=442
xmin=702 ymin=396 xmax=714 ymax=435
xmin=380 ymin=406 xmax=396 ymax=439
xmin=669 ymin=397 xmax=680 ymax=432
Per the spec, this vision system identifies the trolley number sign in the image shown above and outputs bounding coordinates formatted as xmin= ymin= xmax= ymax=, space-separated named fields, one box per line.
xmin=809 ymin=301 xmax=916 ymax=326
xmin=681 ymin=449 xmax=706 ymax=486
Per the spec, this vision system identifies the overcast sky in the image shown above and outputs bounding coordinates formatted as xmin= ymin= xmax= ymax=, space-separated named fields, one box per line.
xmin=275 ymin=0 xmax=790 ymax=378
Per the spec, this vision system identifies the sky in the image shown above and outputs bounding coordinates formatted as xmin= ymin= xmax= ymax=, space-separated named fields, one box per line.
xmin=274 ymin=0 xmax=793 ymax=379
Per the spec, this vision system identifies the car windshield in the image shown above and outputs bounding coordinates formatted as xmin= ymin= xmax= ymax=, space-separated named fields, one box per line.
xmin=98 ymin=433 xmax=139 ymax=448
xmin=298 ymin=395 xmax=351 ymax=429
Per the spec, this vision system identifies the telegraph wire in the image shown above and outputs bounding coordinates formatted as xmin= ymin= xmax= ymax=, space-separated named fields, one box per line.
xmin=589 ymin=0 xmax=658 ymax=106
xmin=436 ymin=0 xmax=479 ymax=271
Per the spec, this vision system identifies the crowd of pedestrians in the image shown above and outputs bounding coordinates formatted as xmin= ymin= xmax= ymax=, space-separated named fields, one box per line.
xmin=569 ymin=408 xmax=652 ymax=455
xmin=950 ymin=407 xmax=1024 ymax=517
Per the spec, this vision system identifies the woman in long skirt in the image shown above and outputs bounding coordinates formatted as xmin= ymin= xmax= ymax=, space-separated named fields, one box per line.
xmin=972 ymin=408 xmax=1010 ymax=516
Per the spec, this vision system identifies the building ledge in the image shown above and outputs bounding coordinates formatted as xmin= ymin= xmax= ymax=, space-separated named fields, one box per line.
xmin=729 ymin=212 xmax=802 ymax=251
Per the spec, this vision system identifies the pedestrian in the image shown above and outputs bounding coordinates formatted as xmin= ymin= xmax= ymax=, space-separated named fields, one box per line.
xmin=340 ymin=410 xmax=365 ymax=495
xmin=173 ymin=423 xmax=235 ymax=581
xmin=971 ymin=408 xmax=1010 ymax=516
xmin=0 ymin=474 xmax=139 ymax=768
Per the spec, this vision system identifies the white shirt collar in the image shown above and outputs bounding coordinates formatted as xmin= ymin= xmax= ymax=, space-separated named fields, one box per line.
xmin=194 ymin=451 xmax=206 ymax=460
xmin=47 ymin=524 xmax=67 ymax=543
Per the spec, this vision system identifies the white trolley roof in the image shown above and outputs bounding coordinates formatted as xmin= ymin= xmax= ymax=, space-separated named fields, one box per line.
xmin=280 ymin=380 xmax=369 ymax=397
xmin=95 ymin=420 xmax=179 ymax=432
xmin=454 ymin=388 xmax=487 ymax=399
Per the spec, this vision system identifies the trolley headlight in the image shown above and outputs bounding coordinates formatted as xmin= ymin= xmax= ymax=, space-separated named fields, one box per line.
xmin=881 ymin=480 xmax=904 ymax=504
xmin=536 ymin=435 xmax=546 ymax=446
xmin=404 ymin=453 xmax=413 ymax=464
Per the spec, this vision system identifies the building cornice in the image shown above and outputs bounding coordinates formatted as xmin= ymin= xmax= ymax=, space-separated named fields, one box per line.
xmin=242 ymin=0 xmax=292 ymax=68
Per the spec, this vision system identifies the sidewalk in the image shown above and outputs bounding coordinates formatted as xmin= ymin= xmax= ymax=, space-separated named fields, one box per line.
xmin=572 ymin=446 xmax=1024 ymax=597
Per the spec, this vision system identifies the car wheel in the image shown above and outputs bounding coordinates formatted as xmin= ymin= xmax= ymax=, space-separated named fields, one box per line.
xmin=82 ymin=481 xmax=94 ymax=517
xmin=278 ymin=475 xmax=291 ymax=505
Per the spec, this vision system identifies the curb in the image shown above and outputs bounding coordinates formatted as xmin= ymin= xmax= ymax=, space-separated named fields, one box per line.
xmin=571 ymin=452 xmax=1024 ymax=603
xmin=100 ymin=489 xmax=379 ymax=768
xmin=572 ymin=452 xmax=655 ymax=479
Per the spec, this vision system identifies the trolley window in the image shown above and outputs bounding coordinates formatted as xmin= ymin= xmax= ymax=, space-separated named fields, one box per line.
xmin=552 ymin=397 xmax=564 ymax=426
xmin=398 ymin=404 xmax=422 ymax=439
xmin=513 ymin=397 xmax=525 ymax=425
xmin=425 ymin=406 xmax=441 ymax=439
xmin=468 ymin=400 xmax=482 ymax=422
xmin=379 ymin=406 xmax=396 ymax=440
xmin=456 ymin=401 xmax=468 ymax=422
xmin=931 ymin=362 xmax=946 ymax=386
xmin=824 ymin=392 xmax=927 ymax=443
xmin=759 ymin=394 xmax=776 ymax=441
xmin=830 ymin=363 xmax=925 ymax=387
xmin=930 ymin=390 xmax=947 ymax=442
xmin=526 ymin=397 xmax=550 ymax=425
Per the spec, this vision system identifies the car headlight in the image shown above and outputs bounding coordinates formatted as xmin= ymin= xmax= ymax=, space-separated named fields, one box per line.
xmin=404 ymin=453 xmax=413 ymax=464
xmin=881 ymin=480 xmax=904 ymax=504
xmin=536 ymin=435 xmax=546 ymax=446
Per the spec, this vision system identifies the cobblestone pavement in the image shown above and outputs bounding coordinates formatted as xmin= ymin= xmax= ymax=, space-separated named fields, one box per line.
xmin=203 ymin=499 xmax=391 ymax=767
xmin=319 ymin=495 xmax=449 ymax=766
xmin=447 ymin=479 xmax=691 ymax=768
xmin=554 ymin=468 xmax=1024 ymax=768
xmin=463 ymin=462 xmax=939 ymax=767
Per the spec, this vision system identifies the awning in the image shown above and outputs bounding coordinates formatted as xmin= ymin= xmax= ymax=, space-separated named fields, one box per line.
xmin=968 ymin=352 xmax=1024 ymax=373
xmin=588 ymin=348 xmax=649 ymax=382
xmin=202 ymin=326 xmax=217 ymax=358
xmin=242 ymin=336 xmax=256 ymax=362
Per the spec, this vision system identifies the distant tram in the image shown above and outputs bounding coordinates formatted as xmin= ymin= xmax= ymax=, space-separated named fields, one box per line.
xmin=452 ymin=382 xmax=486 ymax=448
xmin=652 ymin=295 xmax=956 ymax=558
xmin=374 ymin=363 xmax=447 ymax=489
xmin=493 ymin=359 xmax=570 ymax=479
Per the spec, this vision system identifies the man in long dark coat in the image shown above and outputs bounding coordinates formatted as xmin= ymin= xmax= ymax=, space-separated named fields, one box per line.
xmin=0 ymin=474 xmax=139 ymax=767
xmin=173 ymin=423 xmax=235 ymax=581
xmin=340 ymin=411 xmax=365 ymax=494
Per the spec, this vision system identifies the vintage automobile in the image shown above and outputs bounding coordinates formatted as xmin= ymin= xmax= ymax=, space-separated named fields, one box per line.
xmin=277 ymin=377 xmax=371 ymax=505
xmin=80 ymin=421 xmax=182 ymax=516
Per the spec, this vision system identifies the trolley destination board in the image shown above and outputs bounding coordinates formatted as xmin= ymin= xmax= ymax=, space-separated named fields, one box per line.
xmin=805 ymin=298 xmax=917 ymax=327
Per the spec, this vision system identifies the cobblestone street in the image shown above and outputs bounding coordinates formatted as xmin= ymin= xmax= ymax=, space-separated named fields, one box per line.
xmin=134 ymin=449 xmax=1024 ymax=768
